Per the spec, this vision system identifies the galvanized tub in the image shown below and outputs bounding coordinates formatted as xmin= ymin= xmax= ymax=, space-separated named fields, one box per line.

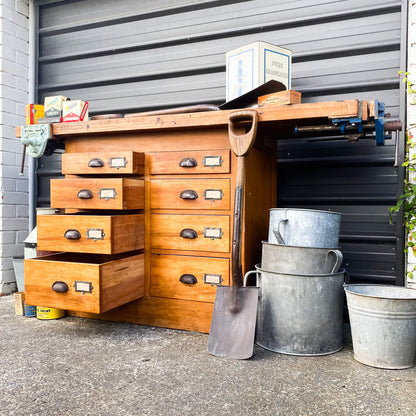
xmin=268 ymin=208 xmax=341 ymax=248
xmin=244 ymin=265 xmax=345 ymax=356
xmin=261 ymin=241 xmax=343 ymax=274
xmin=344 ymin=284 xmax=416 ymax=369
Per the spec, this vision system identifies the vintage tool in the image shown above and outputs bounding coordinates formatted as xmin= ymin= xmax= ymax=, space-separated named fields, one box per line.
xmin=207 ymin=110 xmax=259 ymax=359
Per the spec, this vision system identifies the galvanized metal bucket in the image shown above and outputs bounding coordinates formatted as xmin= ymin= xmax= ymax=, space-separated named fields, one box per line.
xmin=261 ymin=241 xmax=343 ymax=274
xmin=268 ymin=208 xmax=341 ymax=248
xmin=244 ymin=265 xmax=345 ymax=356
xmin=344 ymin=284 xmax=416 ymax=369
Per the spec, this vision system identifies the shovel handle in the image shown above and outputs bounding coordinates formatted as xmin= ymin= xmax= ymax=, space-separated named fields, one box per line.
xmin=228 ymin=110 xmax=258 ymax=157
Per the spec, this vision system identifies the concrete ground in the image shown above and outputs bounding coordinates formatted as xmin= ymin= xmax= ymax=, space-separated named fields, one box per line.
xmin=1 ymin=295 xmax=416 ymax=416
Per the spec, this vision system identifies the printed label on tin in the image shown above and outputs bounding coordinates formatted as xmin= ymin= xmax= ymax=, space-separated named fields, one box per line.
xmin=109 ymin=157 xmax=127 ymax=169
xmin=99 ymin=188 xmax=117 ymax=200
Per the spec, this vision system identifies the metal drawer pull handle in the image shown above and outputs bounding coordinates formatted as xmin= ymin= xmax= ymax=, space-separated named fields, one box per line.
xmin=64 ymin=229 xmax=82 ymax=240
xmin=180 ymin=190 xmax=198 ymax=200
xmin=180 ymin=228 xmax=198 ymax=239
xmin=77 ymin=189 xmax=94 ymax=199
xmin=88 ymin=158 xmax=104 ymax=167
xmin=52 ymin=281 xmax=69 ymax=293
xmin=179 ymin=274 xmax=197 ymax=285
xmin=179 ymin=157 xmax=197 ymax=168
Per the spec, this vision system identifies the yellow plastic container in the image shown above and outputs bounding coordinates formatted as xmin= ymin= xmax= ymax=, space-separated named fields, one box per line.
xmin=36 ymin=306 xmax=65 ymax=320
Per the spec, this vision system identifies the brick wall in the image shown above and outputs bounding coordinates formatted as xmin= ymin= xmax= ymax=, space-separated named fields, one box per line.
xmin=0 ymin=0 xmax=29 ymax=294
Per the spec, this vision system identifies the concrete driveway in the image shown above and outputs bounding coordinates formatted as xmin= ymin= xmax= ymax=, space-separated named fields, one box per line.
xmin=1 ymin=294 xmax=416 ymax=416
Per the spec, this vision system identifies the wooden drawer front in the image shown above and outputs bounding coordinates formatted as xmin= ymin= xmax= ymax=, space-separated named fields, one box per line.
xmin=150 ymin=254 xmax=229 ymax=302
xmin=24 ymin=252 xmax=144 ymax=314
xmin=151 ymin=214 xmax=230 ymax=253
xmin=150 ymin=179 xmax=230 ymax=210
xmin=62 ymin=151 xmax=144 ymax=175
xmin=50 ymin=178 xmax=144 ymax=210
xmin=37 ymin=214 xmax=144 ymax=254
xmin=149 ymin=150 xmax=230 ymax=174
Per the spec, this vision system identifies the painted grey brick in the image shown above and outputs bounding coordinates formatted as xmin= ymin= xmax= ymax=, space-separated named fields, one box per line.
xmin=16 ymin=0 xmax=29 ymax=16
xmin=0 ymin=217 xmax=28 ymax=231
xmin=16 ymin=204 xmax=28 ymax=218
xmin=16 ymin=178 xmax=28 ymax=192
xmin=1 ymin=190 xmax=29 ymax=205
xmin=0 ymin=231 xmax=17 ymax=245
xmin=0 ymin=243 xmax=24 ymax=258
xmin=0 ymin=205 xmax=17 ymax=218
xmin=16 ymin=230 xmax=29 ymax=244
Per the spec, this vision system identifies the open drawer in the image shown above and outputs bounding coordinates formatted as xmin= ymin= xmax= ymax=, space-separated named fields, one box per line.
xmin=24 ymin=252 xmax=144 ymax=314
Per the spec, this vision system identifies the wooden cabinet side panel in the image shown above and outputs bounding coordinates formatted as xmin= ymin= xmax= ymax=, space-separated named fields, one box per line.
xmin=112 ymin=214 xmax=145 ymax=253
xmin=100 ymin=253 xmax=145 ymax=312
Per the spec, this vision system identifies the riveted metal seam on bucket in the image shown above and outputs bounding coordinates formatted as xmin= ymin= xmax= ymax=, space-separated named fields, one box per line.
xmin=345 ymin=284 xmax=416 ymax=369
xmin=252 ymin=265 xmax=345 ymax=356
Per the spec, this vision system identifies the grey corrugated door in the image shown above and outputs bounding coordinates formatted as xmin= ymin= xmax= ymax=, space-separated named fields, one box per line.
xmin=35 ymin=0 xmax=407 ymax=284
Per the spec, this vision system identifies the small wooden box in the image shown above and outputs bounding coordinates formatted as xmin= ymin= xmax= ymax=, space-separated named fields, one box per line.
xmin=62 ymin=151 xmax=144 ymax=175
xmin=258 ymin=90 xmax=302 ymax=107
xmin=24 ymin=252 xmax=144 ymax=314
xmin=50 ymin=178 xmax=144 ymax=210
xmin=14 ymin=292 xmax=25 ymax=315
xmin=37 ymin=213 xmax=145 ymax=254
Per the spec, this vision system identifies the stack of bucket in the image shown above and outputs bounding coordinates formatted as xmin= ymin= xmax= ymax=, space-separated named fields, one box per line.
xmin=245 ymin=208 xmax=346 ymax=356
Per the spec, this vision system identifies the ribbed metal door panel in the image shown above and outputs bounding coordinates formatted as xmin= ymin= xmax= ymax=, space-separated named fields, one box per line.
xmin=35 ymin=0 xmax=407 ymax=284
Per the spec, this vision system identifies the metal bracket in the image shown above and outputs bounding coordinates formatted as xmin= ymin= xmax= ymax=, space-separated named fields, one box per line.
xmin=331 ymin=117 xmax=363 ymax=135
xmin=21 ymin=124 xmax=52 ymax=158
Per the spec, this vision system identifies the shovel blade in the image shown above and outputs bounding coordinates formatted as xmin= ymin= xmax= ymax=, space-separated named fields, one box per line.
xmin=207 ymin=286 xmax=259 ymax=359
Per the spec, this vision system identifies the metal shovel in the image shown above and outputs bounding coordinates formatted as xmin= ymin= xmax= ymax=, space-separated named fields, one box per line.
xmin=207 ymin=110 xmax=259 ymax=359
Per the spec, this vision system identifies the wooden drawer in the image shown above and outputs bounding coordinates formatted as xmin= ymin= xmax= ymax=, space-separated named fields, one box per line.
xmin=24 ymin=252 xmax=144 ymax=314
xmin=50 ymin=178 xmax=144 ymax=210
xmin=150 ymin=179 xmax=230 ymax=210
xmin=150 ymin=254 xmax=229 ymax=302
xmin=151 ymin=214 xmax=230 ymax=253
xmin=37 ymin=213 xmax=144 ymax=254
xmin=62 ymin=151 xmax=144 ymax=175
xmin=149 ymin=149 xmax=230 ymax=174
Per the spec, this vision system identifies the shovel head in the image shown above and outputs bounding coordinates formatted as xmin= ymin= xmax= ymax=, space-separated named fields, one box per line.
xmin=207 ymin=286 xmax=259 ymax=359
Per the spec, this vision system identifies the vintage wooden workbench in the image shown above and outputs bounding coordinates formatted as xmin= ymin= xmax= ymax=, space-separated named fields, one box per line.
xmin=17 ymin=100 xmax=381 ymax=333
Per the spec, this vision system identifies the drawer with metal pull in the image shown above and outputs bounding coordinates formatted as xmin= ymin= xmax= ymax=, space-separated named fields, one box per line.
xmin=62 ymin=151 xmax=145 ymax=175
xmin=151 ymin=214 xmax=230 ymax=253
xmin=150 ymin=254 xmax=229 ymax=302
xmin=149 ymin=149 xmax=230 ymax=174
xmin=24 ymin=252 xmax=144 ymax=314
xmin=50 ymin=178 xmax=144 ymax=210
xmin=150 ymin=178 xmax=230 ymax=210
xmin=37 ymin=213 xmax=144 ymax=254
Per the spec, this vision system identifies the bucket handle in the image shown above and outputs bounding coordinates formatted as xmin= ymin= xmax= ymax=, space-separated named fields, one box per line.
xmin=273 ymin=219 xmax=288 ymax=244
xmin=327 ymin=249 xmax=343 ymax=274
xmin=243 ymin=270 xmax=259 ymax=287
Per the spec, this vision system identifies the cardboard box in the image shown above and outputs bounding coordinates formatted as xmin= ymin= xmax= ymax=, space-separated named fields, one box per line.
xmin=226 ymin=41 xmax=292 ymax=102
xmin=14 ymin=292 xmax=25 ymax=316
xmin=25 ymin=104 xmax=44 ymax=124
xmin=258 ymin=90 xmax=301 ymax=107
xmin=44 ymin=95 xmax=68 ymax=118
xmin=63 ymin=100 xmax=89 ymax=122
